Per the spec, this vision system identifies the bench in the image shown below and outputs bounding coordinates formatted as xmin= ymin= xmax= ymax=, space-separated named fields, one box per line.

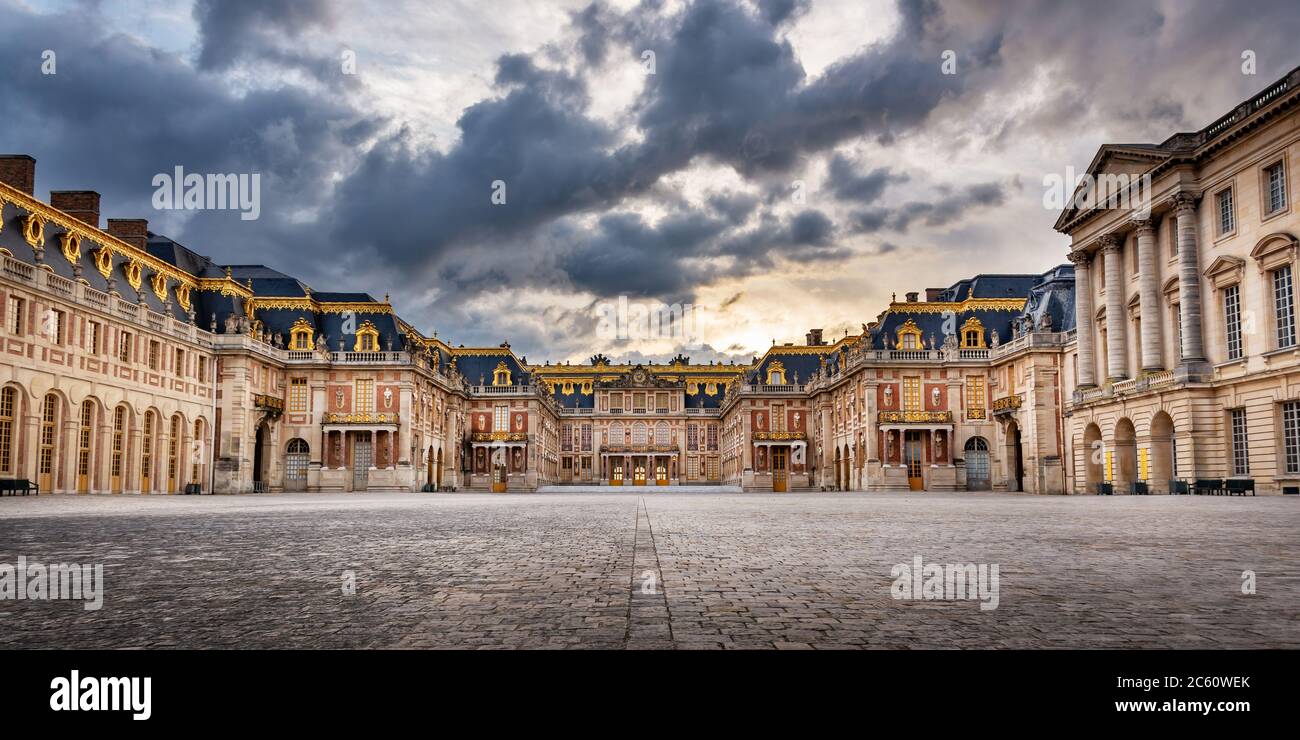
xmin=1095 ymin=482 xmax=1113 ymax=495
xmin=1224 ymin=478 xmax=1256 ymax=496
xmin=1193 ymin=478 xmax=1224 ymax=495
xmin=1168 ymin=479 xmax=1190 ymax=495
xmin=0 ymin=478 xmax=39 ymax=496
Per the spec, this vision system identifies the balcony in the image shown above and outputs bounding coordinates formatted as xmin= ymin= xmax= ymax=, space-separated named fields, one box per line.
xmin=471 ymin=431 xmax=527 ymax=442
xmin=325 ymin=412 xmax=399 ymax=425
xmin=991 ymin=394 xmax=1022 ymax=414
xmin=1071 ymin=369 xmax=1178 ymax=406
xmin=752 ymin=431 xmax=806 ymax=441
xmin=877 ymin=410 xmax=953 ymax=424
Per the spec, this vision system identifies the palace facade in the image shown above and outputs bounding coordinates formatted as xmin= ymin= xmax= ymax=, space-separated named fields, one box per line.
xmin=3 ymin=64 xmax=1298 ymax=495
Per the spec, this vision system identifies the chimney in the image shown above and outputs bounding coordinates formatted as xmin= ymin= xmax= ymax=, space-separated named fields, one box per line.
xmin=50 ymin=191 xmax=101 ymax=228
xmin=805 ymin=328 xmax=824 ymax=346
xmin=925 ymin=288 xmax=944 ymax=302
xmin=905 ymin=291 xmax=919 ymax=302
xmin=106 ymin=219 xmax=148 ymax=250
xmin=0 ymin=155 xmax=36 ymax=196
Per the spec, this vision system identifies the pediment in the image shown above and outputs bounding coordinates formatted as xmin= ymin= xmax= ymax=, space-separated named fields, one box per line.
xmin=1203 ymin=255 xmax=1246 ymax=290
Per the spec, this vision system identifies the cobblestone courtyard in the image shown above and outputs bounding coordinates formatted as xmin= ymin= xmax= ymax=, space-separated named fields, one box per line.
xmin=0 ymin=490 xmax=1296 ymax=649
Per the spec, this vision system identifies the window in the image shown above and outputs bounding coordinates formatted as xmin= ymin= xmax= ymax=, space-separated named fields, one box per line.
xmin=1167 ymin=215 xmax=1178 ymax=257
xmin=493 ymin=405 xmax=508 ymax=432
xmin=191 ymin=420 xmax=204 ymax=484
xmin=48 ymin=309 xmax=65 ymax=344
xmin=561 ymin=423 xmax=573 ymax=452
xmin=77 ymin=400 xmax=94 ymax=479
xmin=492 ymin=361 xmax=511 ymax=386
xmin=141 ymin=411 xmax=154 ymax=483
xmin=1283 ymin=402 xmax=1300 ymax=475
xmin=197 ymin=356 xmax=207 ymax=380
xmin=118 ymin=331 xmax=132 ymax=362
xmin=1266 ymin=162 xmax=1287 ymax=214
xmin=967 ymin=376 xmax=986 ymax=418
xmin=355 ymin=379 xmax=374 ymax=414
xmin=168 ymin=415 xmax=181 ymax=486
xmin=903 ymin=377 xmax=921 ymax=411
xmin=1224 ymin=285 xmax=1243 ymax=360
xmin=1230 ymin=408 xmax=1250 ymax=476
xmin=687 ymin=423 xmax=699 ymax=451
xmin=1273 ymin=266 xmax=1296 ymax=349
xmin=1217 ymin=187 xmax=1235 ymax=236
xmin=0 ymin=386 xmax=14 ymax=474
xmin=581 ymin=424 xmax=592 ymax=452
xmin=655 ymin=422 xmax=670 ymax=446
xmin=285 ymin=438 xmax=309 ymax=482
xmin=289 ymin=378 xmax=308 ymax=413
xmin=88 ymin=322 xmax=102 ymax=354
xmin=632 ymin=423 xmax=647 ymax=446
xmin=174 ymin=348 xmax=185 ymax=377
xmin=7 ymin=296 xmax=24 ymax=335
xmin=148 ymin=341 xmax=161 ymax=371
xmin=112 ymin=406 xmax=126 ymax=480
xmin=707 ymin=423 xmax=718 ymax=451
xmin=38 ymin=394 xmax=57 ymax=477
xmin=1172 ymin=303 xmax=1183 ymax=359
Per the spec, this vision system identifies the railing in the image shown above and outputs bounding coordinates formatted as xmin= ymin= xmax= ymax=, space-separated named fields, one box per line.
xmin=878 ymin=410 xmax=952 ymax=424
xmin=737 ymin=383 xmax=806 ymax=394
xmin=958 ymin=348 xmax=989 ymax=360
xmin=113 ymin=296 xmax=138 ymax=319
xmin=988 ymin=331 xmax=1069 ymax=360
xmin=2 ymin=256 xmax=35 ymax=281
xmin=470 ymin=384 xmax=536 ymax=395
xmin=46 ymin=272 xmax=74 ymax=297
xmin=81 ymin=286 xmax=109 ymax=310
xmin=991 ymin=394 xmax=1023 ymax=413
xmin=324 ymin=412 xmax=399 ymax=425
xmin=684 ymin=407 xmax=721 ymax=415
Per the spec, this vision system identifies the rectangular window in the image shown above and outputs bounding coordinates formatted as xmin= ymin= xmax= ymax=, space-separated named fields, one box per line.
xmin=0 ymin=387 xmax=14 ymax=475
xmin=581 ymin=424 xmax=592 ymax=452
xmin=1283 ymin=401 xmax=1300 ymax=475
xmin=1167 ymin=215 xmax=1178 ymax=257
xmin=1173 ymin=303 xmax=1183 ymax=358
xmin=707 ymin=423 xmax=718 ymax=451
xmin=966 ymin=376 xmax=986 ymax=417
xmin=50 ymin=309 xmax=65 ymax=344
xmin=289 ymin=378 xmax=308 ymax=413
xmin=903 ymin=377 xmax=921 ymax=411
xmin=1224 ymin=285 xmax=1242 ymax=360
xmin=88 ymin=321 xmax=101 ymax=354
xmin=197 ymin=355 xmax=208 ymax=380
xmin=561 ymin=423 xmax=573 ymax=452
xmin=148 ymin=340 xmax=161 ymax=370
xmin=493 ymin=405 xmax=508 ymax=432
xmin=1230 ymin=408 xmax=1250 ymax=476
xmin=355 ymin=379 xmax=374 ymax=414
xmin=7 ymin=296 xmax=24 ymax=335
xmin=687 ymin=423 xmax=699 ymax=451
xmin=118 ymin=331 xmax=132 ymax=363
xmin=1273 ymin=265 xmax=1296 ymax=349
xmin=1217 ymin=187 xmax=1235 ymax=236
xmin=174 ymin=348 xmax=185 ymax=377
xmin=1266 ymin=162 xmax=1287 ymax=214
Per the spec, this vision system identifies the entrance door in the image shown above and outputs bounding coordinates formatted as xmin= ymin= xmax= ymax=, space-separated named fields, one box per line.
xmin=491 ymin=462 xmax=507 ymax=492
xmin=772 ymin=447 xmax=789 ymax=492
xmin=655 ymin=459 xmax=668 ymax=486
xmin=633 ymin=461 xmax=646 ymax=485
xmin=905 ymin=431 xmax=924 ymax=491
xmin=611 ymin=461 xmax=623 ymax=486
xmin=353 ymin=434 xmax=371 ymax=491
xmin=965 ymin=437 xmax=990 ymax=490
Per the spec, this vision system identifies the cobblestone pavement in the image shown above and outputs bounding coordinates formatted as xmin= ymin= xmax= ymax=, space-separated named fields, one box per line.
xmin=0 ymin=490 xmax=1296 ymax=649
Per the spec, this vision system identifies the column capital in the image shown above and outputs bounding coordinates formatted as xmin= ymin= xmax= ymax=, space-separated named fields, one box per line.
xmin=1067 ymin=249 xmax=1091 ymax=266
xmin=1171 ymin=191 xmax=1200 ymax=214
xmin=1131 ymin=218 xmax=1156 ymax=236
xmin=1098 ymin=233 xmax=1123 ymax=252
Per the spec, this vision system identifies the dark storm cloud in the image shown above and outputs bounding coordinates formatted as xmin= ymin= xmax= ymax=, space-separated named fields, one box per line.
xmin=826 ymin=154 xmax=908 ymax=203
xmin=194 ymin=0 xmax=338 ymax=76
xmin=846 ymin=180 xmax=1008 ymax=234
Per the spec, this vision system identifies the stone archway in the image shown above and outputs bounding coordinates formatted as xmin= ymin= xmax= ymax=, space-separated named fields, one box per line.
xmin=1149 ymin=412 xmax=1175 ymax=492
xmin=1114 ymin=418 xmax=1137 ymax=492
xmin=1005 ymin=420 xmax=1024 ymax=492
xmin=1083 ymin=422 xmax=1103 ymax=492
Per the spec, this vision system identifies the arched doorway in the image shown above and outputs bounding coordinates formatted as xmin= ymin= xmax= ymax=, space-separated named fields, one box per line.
xmin=284 ymin=438 xmax=309 ymax=491
xmin=834 ymin=447 xmax=842 ymax=490
xmin=965 ymin=436 xmax=990 ymax=490
xmin=167 ymin=414 xmax=183 ymax=493
xmin=76 ymin=399 xmax=96 ymax=493
xmin=436 ymin=447 xmax=443 ymax=489
xmin=37 ymin=392 xmax=60 ymax=492
xmin=1083 ymin=423 xmax=1103 ymax=492
xmin=253 ymin=421 xmax=269 ymax=493
xmin=1114 ymin=418 xmax=1137 ymax=492
xmin=1005 ymin=421 xmax=1024 ymax=492
xmin=1149 ymin=412 xmax=1174 ymax=492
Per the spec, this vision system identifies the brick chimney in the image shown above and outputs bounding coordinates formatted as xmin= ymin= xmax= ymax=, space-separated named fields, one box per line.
xmin=805 ymin=328 xmax=824 ymax=346
xmin=0 ymin=155 xmax=36 ymax=196
xmin=106 ymin=219 xmax=148 ymax=249
xmin=925 ymin=287 xmax=944 ymax=302
xmin=905 ymin=291 xmax=919 ymax=302
xmin=50 ymin=191 xmax=101 ymax=228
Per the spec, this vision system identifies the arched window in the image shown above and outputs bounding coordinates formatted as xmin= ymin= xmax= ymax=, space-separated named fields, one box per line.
xmin=655 ymin=422 xmax=670 ymax=446
xmin=168 ymin=414 xmax=182 ymax=492
xmin=608 ymin=422 xmax=624 ymax=447
xmin=285 ymin=438 xmax=310 ymax=485
xmin=141 ymin=410 xmax=155 ymax=491
xmin=38 ymin=393 xmax=58 ymax=488
xmin=965 ymin=436 xmax=989 ymax=452
xmin=0 ymin=387 xmax=15 ymax=475
xmin=767 ymin=360 xmax=786 ymax=385
xmin=77 ymin=400 xmax=95 ymax=491
xmin=632 ymin=422 xmax=648 ymax=446
xmin=492 ymin=361 xmax=512 ymax=386
xmin=960 ymin=317 xmax=986 ymax=348
xmin=112 ymin=406 xmax=127 ymax=490
xmin=191 ymin=419 xmax=205 ymax=484
xmin=354 ymin=320 xmax=380 ymax=352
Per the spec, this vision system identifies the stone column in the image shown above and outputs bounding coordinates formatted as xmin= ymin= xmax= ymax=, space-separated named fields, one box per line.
xmin=1173 ymin=193 xmax=1206 ymax=363
xmin=1068 ymin=250 xmax=1098 ymax=388
xmin=1134 ymin=219 xmax=1163 ymax=371
xmin=1102 ymin=235 xmax=1128 ymax=381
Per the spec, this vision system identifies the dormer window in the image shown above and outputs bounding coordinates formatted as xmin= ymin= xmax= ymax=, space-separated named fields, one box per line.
xmin=493 ymin=361 xmax=512 ymax=386
xmin=354 ymin=320 xmax=381 ymax=352
xmin=289 ymin=317 xmax=314 ymax=350
xmin=959 ymin=317 xmax=986 ymax=348
xmin=766 ymin=360 xmax=786 ymax=385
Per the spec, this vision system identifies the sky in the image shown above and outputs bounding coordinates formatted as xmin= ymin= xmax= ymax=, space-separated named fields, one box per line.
xmin=3 ymin=0 xmax=1299 ymax=363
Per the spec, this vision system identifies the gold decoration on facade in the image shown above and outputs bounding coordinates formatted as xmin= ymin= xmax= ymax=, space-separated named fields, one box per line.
xmin=176 ymin=284 xmax=192 ymax=311
xmin=894 ymin=319 xmax=924 ymax=350
xmin=878 ymin=410 xmax=953 ymax=424
xmin=249 ymin=296 xmax=395 ymax=315
xmin=353 ymin=320 xmax=381 ymax=352
xmin=196 ymin=277 xmax=253 ymax=298
xmin=960 ymin=316 xmax=986 ymax=348
xmin=93 ymin=245 xmax=113 ymax=278
xmin=991 ymin=395 xmax=1023 ymax=412
xmin=124 ymin=259 xmax=143 ymax=291
xmin=887 ymin=297 xmax=1026 ymax=314
xmin=752 ymin=431 xmax=806 ymax=441
xmin=58 ymin=231 xmax=81 ymax=265
xmin=471 ymin=431 xmax=527 ymax=442
xmin=581 ymin=380 xmax=593 ymax=393
xmin=21 ymin=213 xmax=45 ymax=248
xmin=289 ymin=317 xmax=315 ymax=350
xmin=0 ymin=193 xmax=6 ymax=232
xmin=150 ymin=271 xmax=169 ymax=302
xmin=966 ymin=407 xmax=986 ymax=420
xmin=687 ymin=381 xmax=698 ymax=395
xmin=253 ymin=394 xmax=285 ymax=411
